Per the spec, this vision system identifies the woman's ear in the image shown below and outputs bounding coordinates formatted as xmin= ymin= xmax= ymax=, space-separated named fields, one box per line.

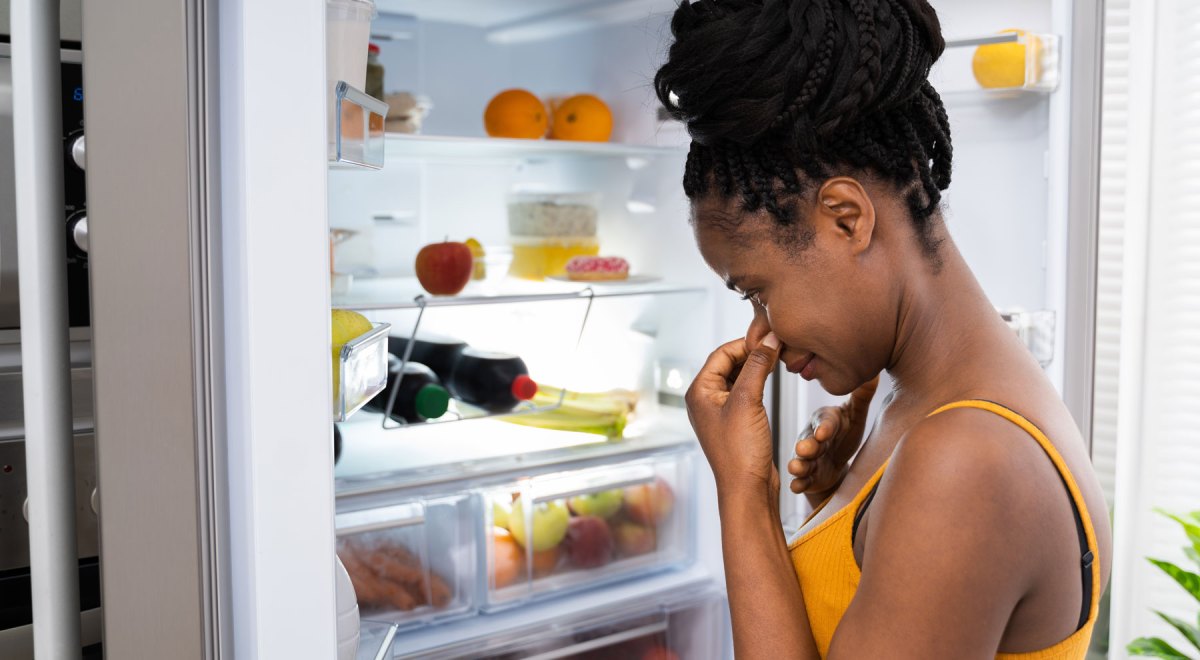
xmin=813 ymin=177 xmax=876 ymax=256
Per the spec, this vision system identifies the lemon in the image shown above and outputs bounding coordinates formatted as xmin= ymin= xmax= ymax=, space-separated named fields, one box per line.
xmin=972 ymin=29 xmax=1037 ymax=90
xmin=331 ymin=309 xmax=373 ymax=403
xmin=466 ymin=237 xmax=486 ymax=280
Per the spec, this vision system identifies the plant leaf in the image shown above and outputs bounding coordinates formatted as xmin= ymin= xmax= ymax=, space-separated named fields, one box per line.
xmin=1157 ymin=509 xmax=1200 ymax=547
xmin=1149 ymin=558 xmax=1200 ymax=604
xmin=1127 ymin=637 xmax=1194 ymax=659
xmin=1188 ymin=511 xmax=1200 ymax=525
xmin=1156 ymin=611 xmax=1200 ymax=653
xmin=1187 ymin=546 xmax=1200 ymax=570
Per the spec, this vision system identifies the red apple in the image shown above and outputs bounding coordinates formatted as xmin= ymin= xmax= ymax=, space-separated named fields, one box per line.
xmin=564 ymin=515 xmax=614 ymax=569
xmin=415 ymin=241 xmax=473 ymax=295
xmin=613 ymin=520 xmax=656 ymax=557
xmin=623 ymin=478 xmax=675 ymax=526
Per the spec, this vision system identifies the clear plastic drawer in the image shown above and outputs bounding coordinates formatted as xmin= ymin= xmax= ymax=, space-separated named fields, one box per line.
xmin=482 ymin=451 xmax=692 ymax=609
xmin=336 ymin=494 xmax=476 ymax=628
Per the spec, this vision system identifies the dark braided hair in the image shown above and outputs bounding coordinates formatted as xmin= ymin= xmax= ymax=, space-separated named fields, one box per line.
xmin=656 ymin=0 xmax=953 ymax=260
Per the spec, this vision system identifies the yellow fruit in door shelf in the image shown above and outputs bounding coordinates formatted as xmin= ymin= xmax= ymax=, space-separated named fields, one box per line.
xmin=331 ymin=309 xmax=373 ymax=402
xmin=972 ymin=29 xmax=1038 ymax=90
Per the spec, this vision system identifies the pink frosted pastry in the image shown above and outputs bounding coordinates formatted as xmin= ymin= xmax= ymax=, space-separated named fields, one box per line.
xmin=565 ymin=256 xmax=630 ymax=281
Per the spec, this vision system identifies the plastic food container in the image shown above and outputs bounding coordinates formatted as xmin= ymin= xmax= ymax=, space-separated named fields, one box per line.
xmin=335 ymin=495 xmax=476 ymax=629
xmin=507 ymin=192 xmax=600 ymax=237
xmin=508 ymin=236 xmax=600 ymax=281
xmin=327 ymin=0 xmax=377 ymax=146
xmin=481 ymin=450 xmax=692 ymax=610
xmin=327 ymin=0 xmax=376 ymax=92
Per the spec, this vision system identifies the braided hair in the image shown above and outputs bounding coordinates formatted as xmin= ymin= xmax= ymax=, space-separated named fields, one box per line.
xmin=655 ymin=0 xmax=952 ymax=260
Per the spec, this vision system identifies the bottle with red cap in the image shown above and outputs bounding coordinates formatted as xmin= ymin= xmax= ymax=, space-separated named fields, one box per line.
xmin=449 ymin=348 xmax=538 ymax=413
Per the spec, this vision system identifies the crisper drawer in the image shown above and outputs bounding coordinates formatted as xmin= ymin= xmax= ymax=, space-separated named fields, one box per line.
xmin=408 ymin=586 xmax=728 ymax=660
xmin=336 ymin=495 xmax=476 ymax=628
xmin=482 ymin=451 xmax=692 ymax=610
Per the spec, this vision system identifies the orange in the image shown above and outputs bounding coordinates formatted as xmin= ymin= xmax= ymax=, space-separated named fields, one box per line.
xmin=549 ymin=94 xmax=613 ymax=142
xmin=490 ymin=527 xmax=525 ymax=588
xmin=484 ymin=89 xmax=548 ymax=139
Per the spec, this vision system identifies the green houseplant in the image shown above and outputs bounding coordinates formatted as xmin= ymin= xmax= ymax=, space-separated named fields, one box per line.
xmin=1128 ymin=509 xmax=1200 ymax=659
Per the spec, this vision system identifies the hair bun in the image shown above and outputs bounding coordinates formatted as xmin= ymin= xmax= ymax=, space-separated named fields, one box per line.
xmin=655 ymin=0 xmax=946 ymax=147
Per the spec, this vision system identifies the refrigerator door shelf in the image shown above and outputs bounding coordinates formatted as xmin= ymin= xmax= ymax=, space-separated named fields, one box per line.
xmin=482 ymin=450 xmax=693 ymax=610
xmin=336 ymin=322 xmax=392 ymax=422
xmin=935 ymin=32 xmax=1061 ymax=99
xmin=335 ymin=495 xmax=477 ymax=630
xmin=401 ymin=583 xmax=728 ymax=660
xmin=331 ymin=82 xmax=389 ymax=170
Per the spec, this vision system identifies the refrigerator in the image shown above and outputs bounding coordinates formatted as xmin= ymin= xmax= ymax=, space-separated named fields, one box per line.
xmin=2 ymin=0 xmax=1103 ymax=658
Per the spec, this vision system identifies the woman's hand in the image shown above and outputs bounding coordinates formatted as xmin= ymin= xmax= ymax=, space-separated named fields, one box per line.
xmin=787 ymin=375 xmax=880 ymax=497
xmin=685 ymin=333 xmax=782 ymax=499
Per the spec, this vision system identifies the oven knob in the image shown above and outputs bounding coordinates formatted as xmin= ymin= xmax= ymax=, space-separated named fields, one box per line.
xmin=69 ymin=134 xmax=86 ymax=170
xmin=70 ymin=214 xmax=88 ymax=253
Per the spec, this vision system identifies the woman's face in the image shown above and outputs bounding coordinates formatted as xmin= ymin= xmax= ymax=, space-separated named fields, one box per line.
xmin=692 ymin=181 xmax=901 ymax=396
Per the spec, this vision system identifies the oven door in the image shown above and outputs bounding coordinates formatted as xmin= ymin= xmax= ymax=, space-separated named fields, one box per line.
xmin=0 ymin=45 xmax=88 ymax=331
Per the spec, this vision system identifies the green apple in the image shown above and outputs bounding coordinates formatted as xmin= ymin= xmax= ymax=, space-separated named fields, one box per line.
xmin=509 ymin=497 xmax=569 ymax=552
xmin=568 ymin=489 xmax=624 ymax=519
xmin=492 ymin=500 xmax=512 ymax=530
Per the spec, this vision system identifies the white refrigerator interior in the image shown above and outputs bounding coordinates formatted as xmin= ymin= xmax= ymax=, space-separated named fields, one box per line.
xmin=328 ymin=1 xmax=743 ymax=657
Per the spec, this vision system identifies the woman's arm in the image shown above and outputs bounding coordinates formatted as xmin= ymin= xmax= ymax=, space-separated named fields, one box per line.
xmin=686 ymin=335 xmax=820 ymax=659
xmin=719 ymin=484 xmax=820 ymax=659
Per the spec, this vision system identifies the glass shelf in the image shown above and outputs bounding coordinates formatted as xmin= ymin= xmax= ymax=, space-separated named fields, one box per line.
xmin=381 ymin=133 xmax=686 ymax=165
xmin=332 ymin=276 xmax=705 ymax=312
xmin=333 ymin=410 xmax=696 ymax=497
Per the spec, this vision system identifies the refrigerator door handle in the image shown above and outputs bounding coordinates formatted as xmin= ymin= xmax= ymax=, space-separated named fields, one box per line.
xmin=11 ymin=0 xmax=83 ymax=657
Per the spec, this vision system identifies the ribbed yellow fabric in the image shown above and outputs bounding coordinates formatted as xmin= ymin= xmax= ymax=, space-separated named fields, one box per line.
xmin=787 ymin=400 xmax=1101 ymax=659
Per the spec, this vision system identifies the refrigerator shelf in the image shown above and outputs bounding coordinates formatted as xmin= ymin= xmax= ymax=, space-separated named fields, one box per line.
xmin=334 ymin=411 xmax=696 ymax=497
xmin=333 ymin=276 xmax=705 ymax=312
xmin=330 ymin=82 xmax=390 ymax=170
xmin=381 ymin=133 xmax=687 ymax=165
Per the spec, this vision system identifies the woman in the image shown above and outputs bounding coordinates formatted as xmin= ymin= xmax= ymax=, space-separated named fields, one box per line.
xmin=654 ymin=0 xmax=1112 ymax=658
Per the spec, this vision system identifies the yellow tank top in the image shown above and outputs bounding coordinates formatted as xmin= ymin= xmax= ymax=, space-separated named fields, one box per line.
xmin=787 ymin=400 xmax=1101 ymax=659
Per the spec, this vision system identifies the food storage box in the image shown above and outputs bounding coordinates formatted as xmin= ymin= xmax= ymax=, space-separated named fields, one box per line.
xmin=508 ymin=236 xmax=600 ymax=281
xmin=481 ymin=451 xmax=692 ymax=610
xmin=335 ymin=321 xmax=391 ymax=422
xmin=335 ymin=494 xmax=476 ymax=629
xmin=507 ymin=192 xmax=600 ymax=237
xmin=403 ymin=586 xmax=728 ymax=660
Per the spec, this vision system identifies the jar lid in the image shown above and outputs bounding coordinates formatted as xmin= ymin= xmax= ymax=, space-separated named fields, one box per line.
xmin=368 ymin=43 xmax=380 ymax=54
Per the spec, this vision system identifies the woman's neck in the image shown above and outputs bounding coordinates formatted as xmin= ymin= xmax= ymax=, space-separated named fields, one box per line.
xmin=883 ymin=235 xmax=1031 ymax=414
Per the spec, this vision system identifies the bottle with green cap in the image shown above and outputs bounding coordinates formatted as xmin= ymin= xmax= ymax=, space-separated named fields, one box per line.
xmin=364 ymin=356 xmax=451 ymax=424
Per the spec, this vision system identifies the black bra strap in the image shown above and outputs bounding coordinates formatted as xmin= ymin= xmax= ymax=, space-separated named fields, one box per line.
xmin=851 ymin=481 xmax=881 ymax=546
